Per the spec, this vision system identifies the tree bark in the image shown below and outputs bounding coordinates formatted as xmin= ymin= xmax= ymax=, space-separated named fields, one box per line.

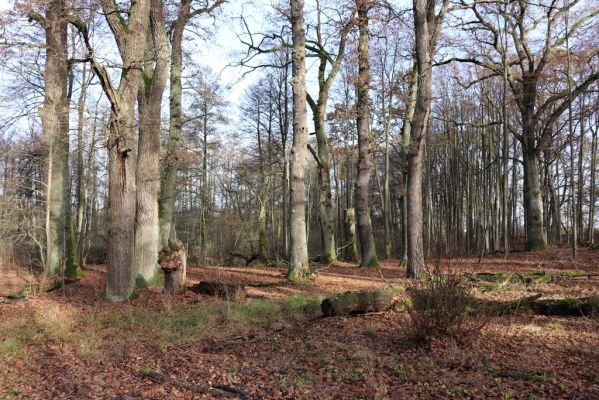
xmin=101 ymin=0 xmax=152 ymax=301
xmin=160 ymin=247 xmax=187 ymax=295
xmin=38 ymin=0 xmax=70 ymax=278
xmin=522 ymin=150 xmax=546 ymax=251
xmin=287 ymin=0 xmax=310 ymax=280
xmin=355 ymin=1 xmax=378 ymax=268
xmin=407 ymin=0 xmax=432 ymax=278
xmin=134 ymin=0 xmax=169 ymax=285
xmin=158 ymin=2 xmax=187 ymax=249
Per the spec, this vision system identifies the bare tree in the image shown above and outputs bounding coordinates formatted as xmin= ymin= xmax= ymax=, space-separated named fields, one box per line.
xmin=159 ymin=0 xmax=226 ymax=249
xmin=354 ymin=0 xmax=378 ymax=268
xmin=406 ymin=0 xmax=450 ymax=277
xmin=288 ymin=0 xmax=310 ymax=280
xmin=71 ymin=0 xmax=152 ymax=300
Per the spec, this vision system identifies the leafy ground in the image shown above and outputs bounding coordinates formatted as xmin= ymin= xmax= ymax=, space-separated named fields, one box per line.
xmin=1 ymin=246 xmax=598 ymax=399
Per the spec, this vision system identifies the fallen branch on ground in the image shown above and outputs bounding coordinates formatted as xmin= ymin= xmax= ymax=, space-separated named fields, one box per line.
xmin=142 ymin=369 xmax=252 ymax=399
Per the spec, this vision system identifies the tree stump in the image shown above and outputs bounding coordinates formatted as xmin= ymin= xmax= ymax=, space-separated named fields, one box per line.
xmin=321 ymin=290 xmax=395 ymax=317
xmin=159 ymin=243 xmax=187 ymax=295
xmin=189 ymin=281 xmax=247 ymax=302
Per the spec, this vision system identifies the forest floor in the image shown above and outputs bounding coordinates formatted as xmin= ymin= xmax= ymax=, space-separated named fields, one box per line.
xmin=0 ymin=246 xmax=598 ymax=399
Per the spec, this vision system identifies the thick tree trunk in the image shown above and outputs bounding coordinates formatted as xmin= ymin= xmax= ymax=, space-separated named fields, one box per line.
xmin=355 ymin=1 xmax=378 ymax=268
xmin=134 ymin=0 xmax=168 ymax=285
xmin=40 ymin=0 xmax=70 ymax=278
xmin=522 ymin=150 xmax=546 ymax=251
xmin=103 ymin=0 xmax=152 ymax=301
xmin=287 ymin=0 xmax=310 ymax=280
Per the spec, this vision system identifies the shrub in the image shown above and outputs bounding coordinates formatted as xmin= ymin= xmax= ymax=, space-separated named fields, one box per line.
xmin=406 ymin=267 xmax=485 ymax=343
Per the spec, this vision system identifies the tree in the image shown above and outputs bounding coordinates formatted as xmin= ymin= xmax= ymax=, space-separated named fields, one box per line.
xmin=159 ymin=0 xmax=226 ymax=249
xmin=354 ymin=0 xmax=378 ymax=268
xmin=24 ymin=0 xmax=78 ymax=278
xmin=406 ymin=0 xmax=450 ymax=278
xmin=287 ymin=0 xmax=310 ymax=281
xmin=446 ymin=0 xmax=599 ymax=251
xmin=71 ymin=0 xmax=152 ymax=300
xmin=134 ymin=0 xmax=169 ymax=285
xmin=305 ymin=1 xmax=353 ymax=264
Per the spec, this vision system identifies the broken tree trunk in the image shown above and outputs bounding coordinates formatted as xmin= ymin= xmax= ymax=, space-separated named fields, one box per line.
xmin=321 ymin=290 xmax=394 ymax=317
xmin=159 ymin=241 xmax=187 ymax=295
xmin=486 ymin=293 xmax=543 ymax=315
xmin=189 ymin=281 xmax=247 ymax=302
xmin=530 ymin=297 xmax=599 ymax=317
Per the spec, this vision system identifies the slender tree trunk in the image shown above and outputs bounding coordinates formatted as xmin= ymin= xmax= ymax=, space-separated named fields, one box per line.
xmin=75 ymin=64 xmax=89 ymax=267
xmin=407 ymin=0 xmax=432 ymax=277
xmin=400 ymin=68 xmax=418 ymax=266
xmin=287 ymin=0 xmax=310 ymax=280
xmin=134 ymin=0 xmax=168 ymax=285
xmin=314 ymin=108 xmax=336 ymax=263
xmin=355 ymin=1 xmax=378 ymax=268
xmin=159 ymin=4 xmax=187 ymax=249
xmin=589 ymin=104 xmax=597 ymax=244
xmin=565 ymin=11 xmax=576 ymax=258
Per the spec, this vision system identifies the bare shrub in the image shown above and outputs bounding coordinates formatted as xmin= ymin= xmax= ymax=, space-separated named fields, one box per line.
xmin=406 ymin=266 xmax=486 ymax=343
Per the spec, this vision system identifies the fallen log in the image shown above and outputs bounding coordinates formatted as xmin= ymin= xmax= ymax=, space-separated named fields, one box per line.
xmin=530 ymin=297 xmax=599 ymax=317
xmin=321 ymin=290 xmax=395 ymax=317
xmin=159 ymin=240 xmax=187 ymax=295
xmin=189 ymin=281 xmax=247 ymax=302
xmin=142 ymin=368 xmax=251 ymax=399
xmin=485 ymin=293 xmax=543 ymax=316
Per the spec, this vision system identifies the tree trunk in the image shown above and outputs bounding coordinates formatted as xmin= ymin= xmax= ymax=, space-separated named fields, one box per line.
xmin=40 ymin=0 xmax=70 ymax=278
xmin=75 ymin=63 xmax=89 ymax=267
xmin=102 ymin=0 xmax=152 ymax=301
xmin=589 ymin=106 xmax=597 ymax=244
xmin=160 ymin=247 xmax=187 ymax=295
xmin=401 ymin=67 xmax=418 ymax=266
xmin=134 ymin=0 xmax=168 ymax=285
xmin=407 ymin=0 xmax=433 ymax=277
xmin=287 ymin=0 xmax=310 ymax=281
xmin=355 ymin=1 xmax=378 ymax=268
xmin=158 ymin=4 xmax=186 ymax=249
xmin=314 ymin=108 xmax=336 ymax=263
xmin=522 ymin=150 xmax=546 ymax=251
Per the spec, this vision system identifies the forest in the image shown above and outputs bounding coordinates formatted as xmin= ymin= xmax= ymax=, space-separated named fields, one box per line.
xmin=0 ymin=0 xmax=598 ymax=398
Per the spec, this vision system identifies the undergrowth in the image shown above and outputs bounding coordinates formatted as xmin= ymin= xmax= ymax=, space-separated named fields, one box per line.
xmin=0 ymin=293 xmax=326 ymax=358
